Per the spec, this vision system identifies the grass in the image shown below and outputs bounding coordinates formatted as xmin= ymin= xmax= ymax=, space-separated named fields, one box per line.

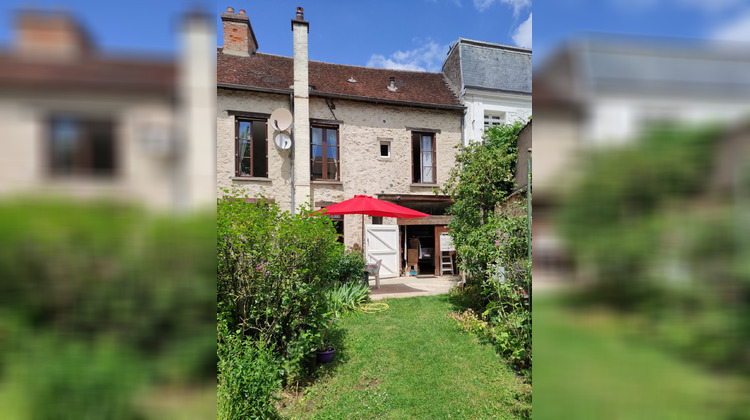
xmin=278 ymin=294 xmax=531 ymax=419
xmin=533 ymin=294 xmax=750 ymax=420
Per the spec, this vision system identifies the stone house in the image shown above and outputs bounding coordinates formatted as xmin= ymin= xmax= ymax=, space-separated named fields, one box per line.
xmin=0 ymin=9 xmax=215 ymax=211
xmin=442 ymin=38 xmax=532 ymax=145
xmin=217 ymin=7 xmax=464 ymax=277
xmin=532 ymin=36 xmax=750 ymax=283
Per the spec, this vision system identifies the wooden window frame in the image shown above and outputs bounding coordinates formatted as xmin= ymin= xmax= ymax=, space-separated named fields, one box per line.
xmin=234 ymin=117 xmax=269 ymax=178
xmin=411 ymin=131 xmax=437 ymax=184
xmin=310 ymin=124 xmax=340 ymax=181
xmin=48 ymin=115 xmax=116 ymax=177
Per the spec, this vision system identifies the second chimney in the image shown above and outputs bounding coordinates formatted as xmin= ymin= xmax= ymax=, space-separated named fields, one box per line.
xmin=15 ymin=10 xmax=92 ymax=59
xmin=220 ymin=6 xmax=258 ymax=56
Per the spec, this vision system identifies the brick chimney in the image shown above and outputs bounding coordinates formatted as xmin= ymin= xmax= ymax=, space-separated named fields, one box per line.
xmin=291 ymin=6 xmax=310 ymax=212
xmin=220 ymin=6 xmax=258 ymax=56
xmin=14 ymin=10 xmax=92 ymax=59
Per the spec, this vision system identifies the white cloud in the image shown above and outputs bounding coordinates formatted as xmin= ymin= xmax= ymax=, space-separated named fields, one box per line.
xmin=712 ymin=10 xmax=750 ymax=42
xmin=367 ymin=39 xmax=450 ymax=72
xmin=513 ymin=12 xmax=532 ymax=49
xmin=473 ymin=0 xmax=530 ymax=16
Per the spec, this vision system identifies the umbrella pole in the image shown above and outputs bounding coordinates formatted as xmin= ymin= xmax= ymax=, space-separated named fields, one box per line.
xmin=361 ymin=213 xmax=365 ymax=260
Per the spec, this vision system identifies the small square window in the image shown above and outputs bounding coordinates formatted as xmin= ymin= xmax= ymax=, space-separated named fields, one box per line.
xmin=378 ymin=138 xmax=391 ymax=158
xmin=380 ymin=143 xmax=390 ymax=157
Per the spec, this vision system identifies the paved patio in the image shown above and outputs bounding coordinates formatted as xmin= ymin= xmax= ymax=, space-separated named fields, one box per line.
xmin=368 ymin=274 xmax=461 ymax=300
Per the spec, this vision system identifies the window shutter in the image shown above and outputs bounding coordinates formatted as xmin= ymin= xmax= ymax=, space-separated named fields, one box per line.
xmin=234 ymin=118 xmax=239 ymax=176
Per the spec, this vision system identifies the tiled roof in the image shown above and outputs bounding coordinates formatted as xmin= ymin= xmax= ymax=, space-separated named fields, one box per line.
xmin=0 ymin=51 xmax=175 ymax=94
xmin=217 ymin=49 xmax=462 ymax=109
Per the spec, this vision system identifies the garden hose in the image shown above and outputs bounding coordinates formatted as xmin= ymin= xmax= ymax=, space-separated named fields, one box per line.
xmin=361 ymin=302 xmax=389 ymax=314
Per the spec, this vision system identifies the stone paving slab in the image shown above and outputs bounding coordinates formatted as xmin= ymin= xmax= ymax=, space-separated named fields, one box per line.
xmin=368 ymin=274 xmax=461 ymax=300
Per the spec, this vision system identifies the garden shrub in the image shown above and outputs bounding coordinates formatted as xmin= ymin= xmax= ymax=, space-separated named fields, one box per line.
xmin=442 ymin=121 xmax=532 ymax=374
xmin=335 ymin=248 xmax=366 ymax=284
xmin=558 ymin=123 xmax=750 ymax=374
xmin=0 ymin=198 xmax=215 ymax=417
xmin=217 ymin=313 xmax=283 ymax=420
xmin=6 ymin=333 xmax=146 ymax=420
xmin=326 ymin=281 xmax=371 ymax=318
xmin=216 ymin=190 xmax=343 ymax=380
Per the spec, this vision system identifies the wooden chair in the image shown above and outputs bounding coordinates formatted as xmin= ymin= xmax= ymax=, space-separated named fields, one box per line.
xmin=365 ymin=259 xmax=382 ymax=289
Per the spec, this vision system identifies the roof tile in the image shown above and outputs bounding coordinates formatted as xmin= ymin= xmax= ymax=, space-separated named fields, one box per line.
xmin=217 ymin=50 xmax=462 ymax=108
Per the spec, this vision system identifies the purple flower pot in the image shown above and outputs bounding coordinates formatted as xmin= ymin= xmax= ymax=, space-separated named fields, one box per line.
xmin=316 ymin=347 xmax=336 ymax=364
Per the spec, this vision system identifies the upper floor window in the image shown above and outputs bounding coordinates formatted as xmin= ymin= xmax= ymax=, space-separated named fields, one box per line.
xmin=235 ymin=118 xmax=268 ymax=178
xmin=484 ymin=111 xmax=506 ymax=129
xmin=412 ymin=132 xmax=436 ymax=184
xmin=311 ymin=125 xmax=339 ymax=181
xmin=49 ymin=116 xmax=115 ymax=177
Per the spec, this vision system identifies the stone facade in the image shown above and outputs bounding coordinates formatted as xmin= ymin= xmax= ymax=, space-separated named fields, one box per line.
xmin=216 ymin=90 xmax=462 ymax=247
xmin=0 ymin=11 xmax=215 ymax=212
xmin=0 ymin=91 xmax=177 ymax=208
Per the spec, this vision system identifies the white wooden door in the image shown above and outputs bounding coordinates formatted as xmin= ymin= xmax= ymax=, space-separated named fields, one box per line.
xmin=365 ymin=224 xmax=399 ymax=278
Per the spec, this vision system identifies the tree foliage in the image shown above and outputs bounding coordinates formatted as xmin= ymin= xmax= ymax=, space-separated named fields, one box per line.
xmin=441 ymin=120 xmax=532 ymax=373
xmin=558 ymin=123 xmax=750 ymax=375
xmin=442 ymin=120 xmax=527 ymax=280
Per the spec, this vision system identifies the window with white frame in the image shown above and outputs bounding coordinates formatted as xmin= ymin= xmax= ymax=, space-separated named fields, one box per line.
xmin=484 ymin=111 xmax=506 ymax=129
xmin=378 ymin=138 xmax=391 ymax=158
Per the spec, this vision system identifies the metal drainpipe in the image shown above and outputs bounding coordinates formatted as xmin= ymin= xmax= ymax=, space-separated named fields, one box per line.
xmin=460 ymin=106 xmax=467 ymax=285
xmin=289 ymin=92 xmax=295 ymax=215
xmin=527 ymin=150 xmax=532 ymax=272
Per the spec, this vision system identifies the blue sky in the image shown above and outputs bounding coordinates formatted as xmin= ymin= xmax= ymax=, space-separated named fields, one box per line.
xmin=0 ymin=1 xmax=532 ymax=71
xmin=3 ymin=1 xmax=750 ymax=71
xmin=0 ymin=0 xmax=212 ymax=57
xmin=215 ymin=0 xmax=533 ymax=72
xmin=535 ymin=0 xmax=750 ymax=65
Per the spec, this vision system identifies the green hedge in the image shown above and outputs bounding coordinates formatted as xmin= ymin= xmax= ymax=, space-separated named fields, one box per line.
xmin=0 ymin=197 xmax=215 ymax=418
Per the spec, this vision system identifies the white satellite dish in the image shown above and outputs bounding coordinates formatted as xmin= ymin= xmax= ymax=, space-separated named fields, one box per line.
xmin=270 ymin=108 xmax=293 ymax=132
xmin=274 ymin=133 xmax=292 ymax=150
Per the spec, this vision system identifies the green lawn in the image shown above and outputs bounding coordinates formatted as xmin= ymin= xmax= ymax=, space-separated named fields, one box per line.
xmin=533 ymin=294 xmax=750 ymax=420
xmin=278 ymin=294 xmax=530 ymax=419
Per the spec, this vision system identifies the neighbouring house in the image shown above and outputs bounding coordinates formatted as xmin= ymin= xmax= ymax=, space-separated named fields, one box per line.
xmin=442 ymin=38 xmax=532 ymax=145
xmin=216 ymin=7 xmax=465 ymax=277
xmin=532 ymin=35 xmax=750 ymax=283
xmin=0 ymin=9 xmax=215 ymax=211
xmin=534 ymin=35 xmax=750 ymax=198
xmin=505 ymin=119 xmax=531 ymax=211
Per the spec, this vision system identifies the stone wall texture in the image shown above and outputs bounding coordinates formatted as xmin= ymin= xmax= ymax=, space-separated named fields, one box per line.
xmin=0 ymin=92 xmax=176 ymax=209
xmin=217 ymin=89 xmax=463 ymax=246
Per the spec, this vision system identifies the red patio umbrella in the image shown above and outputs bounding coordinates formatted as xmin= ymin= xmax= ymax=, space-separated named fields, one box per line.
xmin=318 ymin=195 xmax=429 ymax=254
